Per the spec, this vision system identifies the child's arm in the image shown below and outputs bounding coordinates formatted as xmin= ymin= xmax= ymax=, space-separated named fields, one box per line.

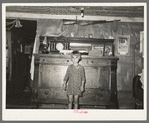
xmin=63 ymin=81 xmax=67 ymax=91
xmin=63 ymin=65 xmax=70 ymax=91
xmin=81 ymin=67 xmax=86 ymax=92
xmin=80 ymin=81 xmax=85 ymax=92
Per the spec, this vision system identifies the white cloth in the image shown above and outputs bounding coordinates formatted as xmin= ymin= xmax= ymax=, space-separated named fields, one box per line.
xmin=138 ymin=69 xmax=144 ymax=89
xmin=30 ymin=35 xmax=40 ymax=80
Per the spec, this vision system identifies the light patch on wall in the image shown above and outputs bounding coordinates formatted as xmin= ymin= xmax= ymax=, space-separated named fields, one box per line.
xmin=117 ymin=77 xmax=122 ymax=91
xmin=117 ymin=64 xmax=121 ymax=73
xmin=137 ymin=58 xmax=142 ymax=69
xmin=126 ymin=71 xmax=132 ymax=82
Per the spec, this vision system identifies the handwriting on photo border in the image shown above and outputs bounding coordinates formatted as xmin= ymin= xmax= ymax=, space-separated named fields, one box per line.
xmin=74 ymin=110 xmax=88 ymax=114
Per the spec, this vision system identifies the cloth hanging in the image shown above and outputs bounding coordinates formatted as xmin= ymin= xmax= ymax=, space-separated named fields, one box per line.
xmin=30 ymin=19 xmax=64 ymax=81
xmin=36 ymin=19 xmax=63 ymax=36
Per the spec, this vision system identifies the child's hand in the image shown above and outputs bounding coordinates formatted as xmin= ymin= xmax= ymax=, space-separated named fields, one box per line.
xmin=80 ymin=86 xmax=84 ymax=92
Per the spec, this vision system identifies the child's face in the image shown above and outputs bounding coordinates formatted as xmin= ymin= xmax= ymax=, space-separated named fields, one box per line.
xmin=71 ymin=55 xmax=80 ymax=64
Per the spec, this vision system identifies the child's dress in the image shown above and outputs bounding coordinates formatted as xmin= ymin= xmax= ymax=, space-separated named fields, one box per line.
xmin=64 ymin=64 xmax=86 ymax=96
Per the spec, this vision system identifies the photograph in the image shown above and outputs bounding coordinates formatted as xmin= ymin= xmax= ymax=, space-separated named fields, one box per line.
xmin=117 ymin=35 xmax=130 ymax=55
xmin=2 ymin=2 xmax=147 ymax=121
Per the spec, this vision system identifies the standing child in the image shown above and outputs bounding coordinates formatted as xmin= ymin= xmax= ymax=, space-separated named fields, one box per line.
xmin=63 ymin=50 xmax=86 ymax=109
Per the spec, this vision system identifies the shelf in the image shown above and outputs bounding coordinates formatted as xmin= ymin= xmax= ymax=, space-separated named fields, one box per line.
xmin=40 ymin=36 xmax=115 ymax=44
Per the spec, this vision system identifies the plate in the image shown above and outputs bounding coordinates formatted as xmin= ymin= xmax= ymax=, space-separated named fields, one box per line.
xmin=56 ymin=43 xmax=64 ymax=51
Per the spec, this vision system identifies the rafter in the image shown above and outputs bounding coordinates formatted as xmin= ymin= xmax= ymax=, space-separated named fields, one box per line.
xmin=6 ymin=12 xmax=144 ymax=22
xmin=6 ymin=6 xmax=144 ymax=18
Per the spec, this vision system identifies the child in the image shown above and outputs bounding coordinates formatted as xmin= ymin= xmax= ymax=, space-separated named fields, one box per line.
xmin=63 ymin=50 xmax=86 ymax=109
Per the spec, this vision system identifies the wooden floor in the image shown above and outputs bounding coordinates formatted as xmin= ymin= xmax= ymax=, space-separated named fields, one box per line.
xmin=6 ymin=104 xmax=108 ymax=109
xmin=6 ymin=91 xmax=110 ymax=109
xmin=6 ymin=91 xmax=138 ymax=109
xmin=6 ymin=95 xmax=109 ymax=109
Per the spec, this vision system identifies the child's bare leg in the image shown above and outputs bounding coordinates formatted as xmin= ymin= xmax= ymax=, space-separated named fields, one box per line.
xmin=68 ymin=95 xmax=73 ymax=109
xmin=74 ymin=95 xmax=79 ymax=109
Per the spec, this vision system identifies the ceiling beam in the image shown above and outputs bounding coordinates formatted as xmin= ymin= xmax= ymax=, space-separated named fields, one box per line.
xmin=6 ymin=6 xmax=144 ymax=11
xmin=6 ymin=12 xmax=144 ymax=22
xmin=6 ymin=9 xmax=143 ymax=16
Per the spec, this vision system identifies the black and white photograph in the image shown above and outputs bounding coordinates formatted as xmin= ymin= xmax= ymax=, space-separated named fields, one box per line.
xmin=2 ymin=2 xmax=147 ymax=121
xmin=117 ymin=35 xmax=130 ymax=55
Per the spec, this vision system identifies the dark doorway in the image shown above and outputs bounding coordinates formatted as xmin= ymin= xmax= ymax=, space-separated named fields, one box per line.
xmin=6 ymin=19 xmax=37 ymax=108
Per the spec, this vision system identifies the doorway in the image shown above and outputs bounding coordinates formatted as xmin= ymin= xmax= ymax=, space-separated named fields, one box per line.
xmin=6 ymin=19 xmax=37 ymax=107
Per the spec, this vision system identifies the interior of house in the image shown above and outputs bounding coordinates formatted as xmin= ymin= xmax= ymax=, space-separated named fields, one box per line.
xmin=5 ymin=5 xmax=144 ymax=109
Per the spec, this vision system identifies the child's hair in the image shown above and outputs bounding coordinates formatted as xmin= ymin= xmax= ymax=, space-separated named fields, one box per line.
xmin=71 ymin=50 xmax=82 ymax=61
